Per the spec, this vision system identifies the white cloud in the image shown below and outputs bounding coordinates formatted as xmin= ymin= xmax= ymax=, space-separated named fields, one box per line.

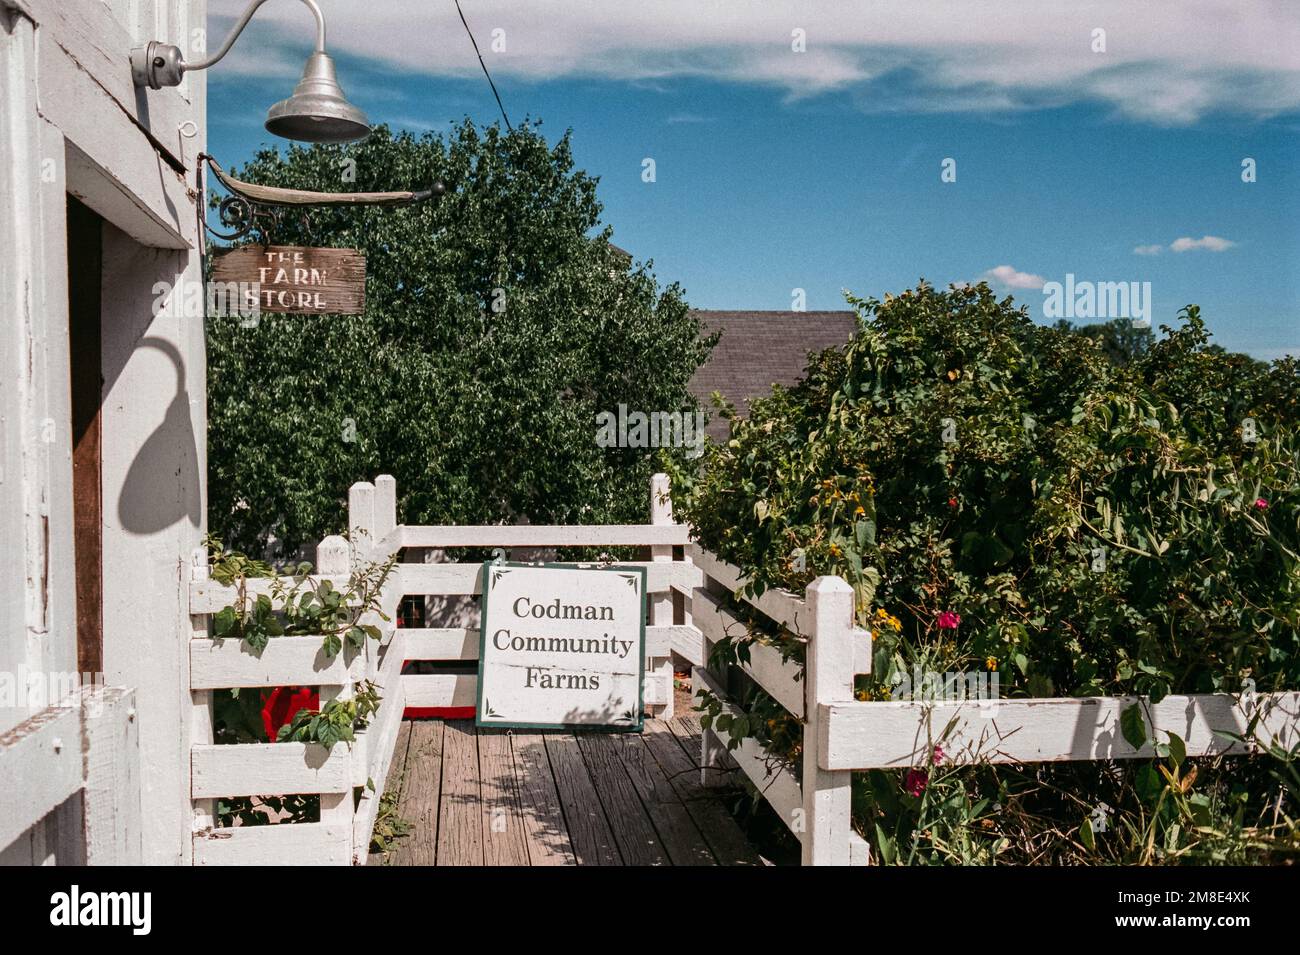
xmin=982 ymin=265 xmax=1046 ymax=290
xmin=1170 ymin=235 xmax=1236 ymax=252
xmin=1133 ymin=244 xmax=1164 ymax=256
xmin=208 ymin=0 xmax=1300 ymax=125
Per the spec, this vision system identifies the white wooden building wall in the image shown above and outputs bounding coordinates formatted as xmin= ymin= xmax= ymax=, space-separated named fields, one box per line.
xmin=0 ymin=0 xmax=206 ymax=865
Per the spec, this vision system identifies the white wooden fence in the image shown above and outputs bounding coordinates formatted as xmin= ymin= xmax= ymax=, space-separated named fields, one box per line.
xmin=690 ymin=546 xmax=1300 ymax=865
xmin=188 ymin=473 xmax=703 ymax=865
xmin=186 ymin=469 xmax=1298 ymax=867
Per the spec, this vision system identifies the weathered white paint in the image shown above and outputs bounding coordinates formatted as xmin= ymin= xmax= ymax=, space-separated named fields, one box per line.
xmin=194 ymin=822 xmax=354 ymax=866
xmin=372 ymin=474 xmax=397 ymax=545
xmin=402 ymin=673 xmax=478 ymax=710
xmin=191 ymin=742 xmax=353 ymax=800
xmin=395 ymin=560 xmax=699 ymax=597
xmin=189 ymin=637 xmax=365 ymax=689
xmin=800 ymin=577 xmax=855 ymax=866
xmin=0 ymin=704 xmax=83 ymax=851
xmin=818 ymin=691 xmax=1300 ymax=771
xmin=385 ymin=522 xmax=690 ymax=552
xmin=348 ymin=482 xmax=377 ymax=559
xmin=82 ymin=686 xmax=142 ymax=864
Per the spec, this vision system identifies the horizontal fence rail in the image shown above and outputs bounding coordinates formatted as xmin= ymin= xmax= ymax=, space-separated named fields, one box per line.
xmin=818 ymin=692 xmax=1300 ymax=770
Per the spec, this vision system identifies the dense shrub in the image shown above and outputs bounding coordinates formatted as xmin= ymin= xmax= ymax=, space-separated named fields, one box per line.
xmin=673 ymin=281 xmax=1300 ymax=863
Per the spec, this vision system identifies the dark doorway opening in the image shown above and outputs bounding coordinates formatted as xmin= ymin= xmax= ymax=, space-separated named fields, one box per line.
xmin=67 ymin=195 xmax=103 ymax=678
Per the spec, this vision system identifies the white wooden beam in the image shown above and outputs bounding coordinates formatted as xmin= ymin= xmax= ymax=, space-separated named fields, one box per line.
xmin=400 ymin=673 xmax=477 ymax=710
xmin=393 ymin=523 xmax=690 ymax=550
xmin=818 ymin=691 xmax=1300 ymax=771
xmin=191 ymin=743 xmax=353 ymax=799
xmin=0 ymin=704 xmax=83 ymax=852
xmin=194 ymin=822 xmax=353 ymax=866
xmin=189 ymin=636 xmax=362 ymax=690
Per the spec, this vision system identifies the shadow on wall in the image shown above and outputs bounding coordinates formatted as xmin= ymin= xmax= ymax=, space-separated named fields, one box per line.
xmin=116 ymin=335 xmax=200 ymax=533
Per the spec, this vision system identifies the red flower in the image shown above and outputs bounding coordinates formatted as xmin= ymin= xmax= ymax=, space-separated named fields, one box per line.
xmin=932 ymin=745 xmax=945 ymax=765
xmin=937 ymin=611 xmax=961 ymax=630
xmin=948 ymin=496 xmax=959 ymax=508
xmin=261 ymin=685 xmax=318 ymax=740
xmin=904 ymin=768 xmax=929 ymax=796
xmin=1254 ymin=498 xmax=1269 ymax=510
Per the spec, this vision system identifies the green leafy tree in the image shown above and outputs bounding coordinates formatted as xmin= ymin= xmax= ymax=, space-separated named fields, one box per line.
xmin=207 ymin=122 xmax=710 ymax=553
xmin=1052 ymin=317 xmax=1155 ymax=366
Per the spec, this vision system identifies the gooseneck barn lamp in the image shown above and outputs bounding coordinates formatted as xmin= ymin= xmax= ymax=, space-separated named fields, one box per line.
xmin=131 ymin=0 xmax=371 ymax=144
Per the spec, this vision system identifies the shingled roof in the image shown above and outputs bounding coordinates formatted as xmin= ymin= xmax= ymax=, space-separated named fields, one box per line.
xmin=688 ymin=309 xmax=858 ymax=440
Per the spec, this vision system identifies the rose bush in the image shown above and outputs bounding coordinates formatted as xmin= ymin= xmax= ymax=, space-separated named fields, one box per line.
xmin=673 ymin=281 xmax=1300 ymax=863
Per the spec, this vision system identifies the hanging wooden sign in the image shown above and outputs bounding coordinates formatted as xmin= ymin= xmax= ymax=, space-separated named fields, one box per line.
xmin=210 ymin=245 xmax=366 ymax=315
xmin=477 ymin=562 xmax=647 ymax=730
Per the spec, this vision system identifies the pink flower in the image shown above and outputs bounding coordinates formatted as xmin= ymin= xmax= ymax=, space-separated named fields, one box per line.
xmin=937 ymin=611 xmax=961 ymax=630
xmin=904 ymin=768 xmax=929 ymax=797
xmin=932 ymin=745 xmax=945 ymax=765
xmin=1254 ymin=498 xmax=1269 ymax=510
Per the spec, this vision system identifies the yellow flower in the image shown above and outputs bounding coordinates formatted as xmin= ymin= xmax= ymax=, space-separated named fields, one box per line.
xmin=985 ymin=656 xmax=998 ymax=671
xmin=854 ymin=505 xmax=865 ymax=516
xmin=829 ymin=543 xmax=842 ymax=557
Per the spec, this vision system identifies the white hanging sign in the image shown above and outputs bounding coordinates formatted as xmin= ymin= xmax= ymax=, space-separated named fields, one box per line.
xmin=476 ymin=562 xmax=646 ymax=729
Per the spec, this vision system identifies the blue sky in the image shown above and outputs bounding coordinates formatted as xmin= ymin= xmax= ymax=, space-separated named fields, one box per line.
xmin=207 ymin=0 xmax=1300 ymax=359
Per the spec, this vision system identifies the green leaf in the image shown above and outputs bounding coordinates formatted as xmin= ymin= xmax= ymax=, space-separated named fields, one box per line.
xmin=213 ymin=607 xmax=237 ymax=638
xmin=1120 ymin=703 xmax=1148 ymax=751
xmin=1079 ymin=817 xmax=1095 ymax=852
xmin=1166 ymin=731 xmax=1186 ymax=768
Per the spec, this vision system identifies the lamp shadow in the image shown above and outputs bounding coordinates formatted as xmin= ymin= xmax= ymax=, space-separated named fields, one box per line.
xmin=116 ymin=335 xmax=202 ymax=533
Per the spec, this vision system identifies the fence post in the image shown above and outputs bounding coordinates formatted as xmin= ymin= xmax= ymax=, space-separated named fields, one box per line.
xmin=316 ymin=534 xmax=355 ymax=862
xmin=373 ymin=474 xmax=397 ymax=549
xmin=802 ymin=576 xmax=855 ymax=865
xmin=189 ymin=546 xmax=215 ymax=856
xmin=648 ymin=472 xmax=675 ymax=719
xmin=348 ymin=480 xmax=376 ymax=563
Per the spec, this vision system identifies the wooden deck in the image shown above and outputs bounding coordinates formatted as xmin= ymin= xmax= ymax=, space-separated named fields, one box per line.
xmin=373 ymin=716 xmax=767 ymax=866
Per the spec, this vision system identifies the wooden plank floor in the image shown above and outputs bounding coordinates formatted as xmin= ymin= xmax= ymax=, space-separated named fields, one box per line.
xmin=376 ymin=716 xmax=765 ymax=866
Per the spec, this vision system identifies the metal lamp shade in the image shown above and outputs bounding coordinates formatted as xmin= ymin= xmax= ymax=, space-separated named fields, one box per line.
xmin=265 ymin=51 xmax=371 ymax=143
